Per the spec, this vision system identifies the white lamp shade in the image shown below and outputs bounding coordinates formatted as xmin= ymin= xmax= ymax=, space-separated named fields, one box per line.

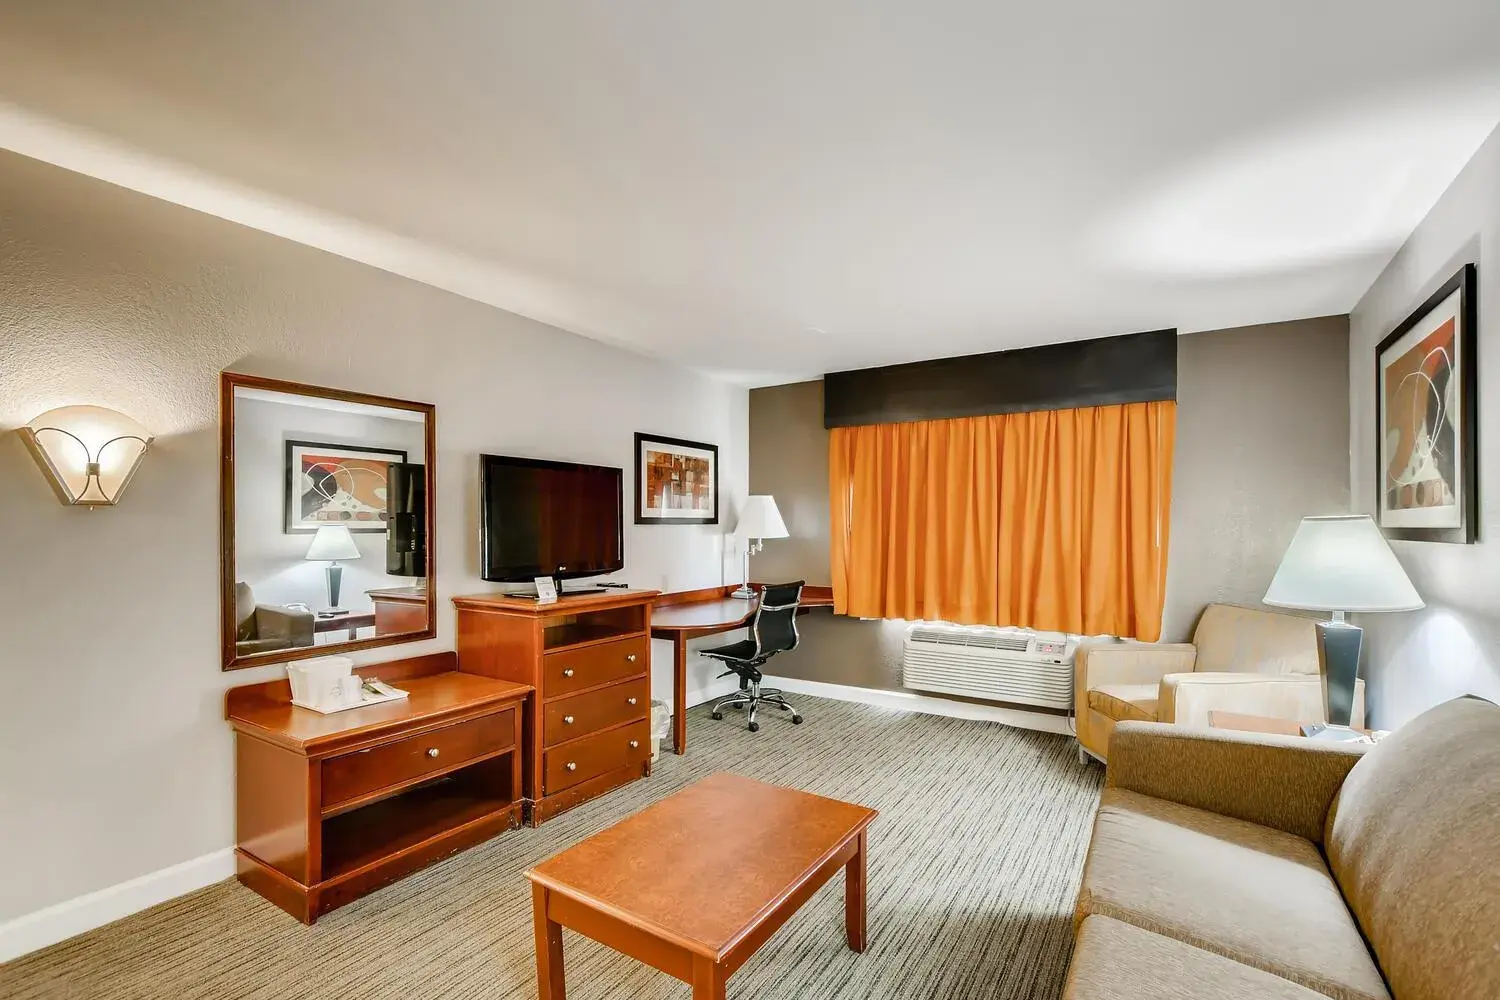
xmin=736 ymin=495 xmax=788 ymax=539
xmin=1264 ymin=515 xmax=1422 ymax=613
xmin=20 ymin=405 xmax=153 ymax=505
xmin=304 ymin=525 xmax=362 ymax=562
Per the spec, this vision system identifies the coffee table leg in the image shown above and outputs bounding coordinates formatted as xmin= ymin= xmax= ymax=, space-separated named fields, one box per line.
xmin=531 ymin=883 xmax=566 ymax=1000
xmin=845 ymin=829 xmax=867 ymax=952
xmin=691 ymin=955 xmax=726 ymax=1000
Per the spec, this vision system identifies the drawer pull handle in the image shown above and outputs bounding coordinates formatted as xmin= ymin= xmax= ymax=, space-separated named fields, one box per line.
xmin=562 ymin=668 xmax=575 ymax=678
xmin=628 ymin=697 xmax=638 ymax=706
xmin=565 ymin=762 xmax=577 ymax=772
xmin=626 ymin=654 xmax=638 ymax=662
xmin=563 ymin=715 xmax=575 ymax=725
xmin=426 ymin=748 xmax=439 ymax=759
xmin=629 ymin=739 xmax=640 ymax=749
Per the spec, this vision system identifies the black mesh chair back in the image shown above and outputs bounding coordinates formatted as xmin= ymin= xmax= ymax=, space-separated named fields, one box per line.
xmin=751 ymin=581 xmax=804 ymax=658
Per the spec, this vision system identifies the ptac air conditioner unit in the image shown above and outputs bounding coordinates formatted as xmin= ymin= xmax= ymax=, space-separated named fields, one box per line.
xmin=901 ymin=623 xmax=1079 ymax=710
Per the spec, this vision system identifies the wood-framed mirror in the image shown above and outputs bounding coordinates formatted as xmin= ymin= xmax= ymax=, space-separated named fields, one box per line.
xmin=220 ymin=372 xmax=437 ymax=670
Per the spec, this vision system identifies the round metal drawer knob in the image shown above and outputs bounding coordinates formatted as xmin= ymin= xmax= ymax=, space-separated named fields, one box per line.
xmin=565 ymin=762 xmax=577 ymax=772
xmin=627 ymin=697 xmax=638 ymax=706
xmin=629 ymin=739 xmax=640 ymax=749
xmin=426 ymin=748 xmax=439 ymax=758
xmin=563 ymin=715 xmax=575 ymax=725
xmin=562 ymin=668 xmax=574 ymax=677
xmin=626 ymin=654 xmax=637 ymax=663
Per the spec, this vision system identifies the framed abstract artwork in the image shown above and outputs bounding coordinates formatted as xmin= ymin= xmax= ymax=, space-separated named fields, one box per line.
xmin=634 ymin=432 xmax=719 ymax=525
xmin=285 ymin=439 xmax=407 ymax=534
xmin=1376 ymin=263 xmax=1478 ymax=543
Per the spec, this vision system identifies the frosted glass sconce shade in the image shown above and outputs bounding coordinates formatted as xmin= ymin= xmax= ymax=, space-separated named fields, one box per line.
xmin=20 ymin=405 xmax=154 ymax=506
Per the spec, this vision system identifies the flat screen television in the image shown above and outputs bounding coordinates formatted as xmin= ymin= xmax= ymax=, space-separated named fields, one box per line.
xmin=479 ymin=454 xmax=624 ymax=583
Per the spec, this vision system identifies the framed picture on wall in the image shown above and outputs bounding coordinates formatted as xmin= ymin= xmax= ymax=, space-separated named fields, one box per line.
xmin=1375 ymin=263 xmax=1478 ymax=543
xmin=285 ymin=439 xmax=407 ymax=534
xmin=634 ymin=432 xmax=719 ymax=525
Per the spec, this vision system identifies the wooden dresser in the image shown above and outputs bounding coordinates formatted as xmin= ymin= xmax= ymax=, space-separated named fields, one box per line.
xmin=226 ymin=651 xmax=530 ymax=923
xmin=453 ymin=589 xmax=659 ymax=824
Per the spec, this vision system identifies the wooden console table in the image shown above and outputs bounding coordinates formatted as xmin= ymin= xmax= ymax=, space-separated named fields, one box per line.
xmin=651 ymin=585 xmax=834 ymax=754
xmin=226 ymin=651 xmax=530 ymax=923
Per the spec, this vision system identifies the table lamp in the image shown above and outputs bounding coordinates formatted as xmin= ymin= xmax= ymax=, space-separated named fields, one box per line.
xmin=731 ymin=495 xmax=788 ymax=600
xmin=1263 ymin=514 xmax=1422 ymax=727
xmin=305 ymin=524 xmax=362 ymax=610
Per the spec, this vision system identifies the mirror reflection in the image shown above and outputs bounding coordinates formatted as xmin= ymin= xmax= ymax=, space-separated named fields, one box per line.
xmin=226 ymin=380 xmax=433 ymax=667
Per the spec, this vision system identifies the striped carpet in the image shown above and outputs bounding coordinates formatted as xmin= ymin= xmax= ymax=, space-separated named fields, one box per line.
xmin=1 ymin=696 xmax=1103 ymax=1000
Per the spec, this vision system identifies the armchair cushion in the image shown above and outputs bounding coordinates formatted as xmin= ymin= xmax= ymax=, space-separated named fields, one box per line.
xmin=1192 ymin=604 xmax=1320 ymax=675
xmin=1076 ymin=788 xmax=1389 ymax=1000
xmin=1087 ymin=684 xmax=1157 ymax=723
xmin=1106 ymin=721 xmax=1367 ymax=843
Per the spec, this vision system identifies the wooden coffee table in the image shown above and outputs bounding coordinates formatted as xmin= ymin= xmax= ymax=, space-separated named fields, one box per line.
xmin=525 ymin=772 xmax=877 ymax=999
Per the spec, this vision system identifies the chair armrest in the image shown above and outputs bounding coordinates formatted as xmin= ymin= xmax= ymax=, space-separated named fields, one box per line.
xmin=1159 ymin=674 xmax=1367 ymax=728
xmin=1075 ymin=641 xmax=1196 ymax=693
xmin=256 ymin=605 xmax=315 ymax=647
xmin=1105 ymin=721 xmax=1368 ymax=843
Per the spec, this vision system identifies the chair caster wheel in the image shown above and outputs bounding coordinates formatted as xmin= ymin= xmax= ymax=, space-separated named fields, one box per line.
xmin=711 ymin=712 xmax=723 ymax=721
xmin=791 ymin=715 xmax=803 ymax=724
xmin=748 ymin=722 xmax=760 ymax=733
xmin=777 ymin=703 xmax=791 ymax=711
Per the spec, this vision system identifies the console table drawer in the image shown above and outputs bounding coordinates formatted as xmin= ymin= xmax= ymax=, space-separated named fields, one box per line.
xmin=544 ymin=677 xmax=649 ymax=746
xmin=321 ymin=708 xmax=516 ymax=810
xmin=543 ymin=637 xmax=646 ymax=698
xmin=544 ymin=719 xmax=651 ymax=794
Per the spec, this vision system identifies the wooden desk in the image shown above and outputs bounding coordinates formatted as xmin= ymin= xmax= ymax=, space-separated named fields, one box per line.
xmin=313 ymin=612 xmax=377 ymax=640
xmin=527 ymin=773 xmax=875 ymax=1000
xmin=651 ymin=586 xmax=834 ymax=755
xmin=226 ymin=651 xmax=530 ymax=922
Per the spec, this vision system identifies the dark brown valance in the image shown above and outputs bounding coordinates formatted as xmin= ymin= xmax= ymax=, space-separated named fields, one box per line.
xmin=823 ymin=329 xmax=1177 ymax=429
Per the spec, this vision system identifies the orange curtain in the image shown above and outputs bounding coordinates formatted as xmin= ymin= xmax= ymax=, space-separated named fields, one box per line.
xmin=829 ymin=401 xmax=1175 ymax=640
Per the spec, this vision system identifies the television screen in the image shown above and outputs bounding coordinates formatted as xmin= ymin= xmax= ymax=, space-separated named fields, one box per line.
xmin=479 ymin=455 xmax=624 ymax=582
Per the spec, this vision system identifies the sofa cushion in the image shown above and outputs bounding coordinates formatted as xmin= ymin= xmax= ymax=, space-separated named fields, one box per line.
xmin=1077 ymin=788 xmax=1389 ymax=1000
xmin=1325 ymin=696 xmax=1500 ymax=1000
xmin=1192 ymin=603 xmax=1319 ymax=676
xmin=1088 ymin=684 xmax=1158 ymax=723
xmin=1065 ymin=915 xmax=1328 ymax=999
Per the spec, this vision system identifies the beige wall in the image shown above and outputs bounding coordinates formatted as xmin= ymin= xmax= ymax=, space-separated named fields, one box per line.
xmin=1348 ymin=123 xmax=1500 ymax=729
xmin=0 ymin=150 xmax=748 ymax=926
xmin=748 ymin=317 xmax=1350 ymax=690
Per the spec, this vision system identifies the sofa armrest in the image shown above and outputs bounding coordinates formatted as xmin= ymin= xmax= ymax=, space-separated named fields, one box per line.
xmin=1105 ymin=721 xmax=1368 ymax=843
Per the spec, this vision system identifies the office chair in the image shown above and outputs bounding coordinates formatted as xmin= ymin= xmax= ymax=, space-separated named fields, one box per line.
xmin=702 ymin=580 xmax=805 ymax=733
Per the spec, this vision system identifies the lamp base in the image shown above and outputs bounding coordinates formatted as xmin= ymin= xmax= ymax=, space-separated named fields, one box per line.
xmin=1315 ymin=620 xmax=1363 ymax=727
xmin=729 ymin=585 xmax=757 ymax=600
xmin=325 ymin=563 xmax=344 ymax=609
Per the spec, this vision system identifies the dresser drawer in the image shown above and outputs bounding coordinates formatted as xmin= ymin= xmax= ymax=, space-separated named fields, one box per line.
xmin=321 ymin=708 xmax=515 ymax=811
xmin=544 ymin=677 xmax=649 ymax=746
xmin=543 ymin=636 xmax=647 ymax=698
xmin=544 ymin=718 xmax=651 ymax=794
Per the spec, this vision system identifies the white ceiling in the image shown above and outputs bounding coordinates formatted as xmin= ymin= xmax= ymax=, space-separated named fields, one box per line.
xmin=1 ymin=1 xmax=1498 ymax=386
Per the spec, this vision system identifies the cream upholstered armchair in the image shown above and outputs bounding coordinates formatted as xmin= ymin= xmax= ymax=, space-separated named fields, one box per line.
xmin=1074 ymin=603 xmax=1366 ymax=761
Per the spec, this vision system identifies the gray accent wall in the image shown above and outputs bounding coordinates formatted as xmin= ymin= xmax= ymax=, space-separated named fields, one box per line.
xmin=1349 ymin=123 xmax=1500 ymax=729
xmin=748 ymin=317 xmax=1351 ymax=692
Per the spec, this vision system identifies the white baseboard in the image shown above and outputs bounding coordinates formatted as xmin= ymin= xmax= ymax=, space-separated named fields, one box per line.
xmin=0 ymin=848 xmax=235 ymax=964
xmin=760 ymin=675 xmax=1073 ymax=735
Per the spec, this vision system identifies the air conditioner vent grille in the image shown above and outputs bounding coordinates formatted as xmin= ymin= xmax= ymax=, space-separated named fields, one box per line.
xmin=908 ymin=624 xmax=1032 ymax=652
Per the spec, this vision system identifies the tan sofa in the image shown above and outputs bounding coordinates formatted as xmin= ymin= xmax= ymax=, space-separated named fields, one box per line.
xmin=1075 ymin=603 xmax=1366 ymax=761
xmin=1063 ymin=696 xmax=1500 ymax=1000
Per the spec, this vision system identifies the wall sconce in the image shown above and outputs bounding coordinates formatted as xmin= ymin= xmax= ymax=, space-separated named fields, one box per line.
xmin=19 ymin=405 xmax=154 ymax=506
